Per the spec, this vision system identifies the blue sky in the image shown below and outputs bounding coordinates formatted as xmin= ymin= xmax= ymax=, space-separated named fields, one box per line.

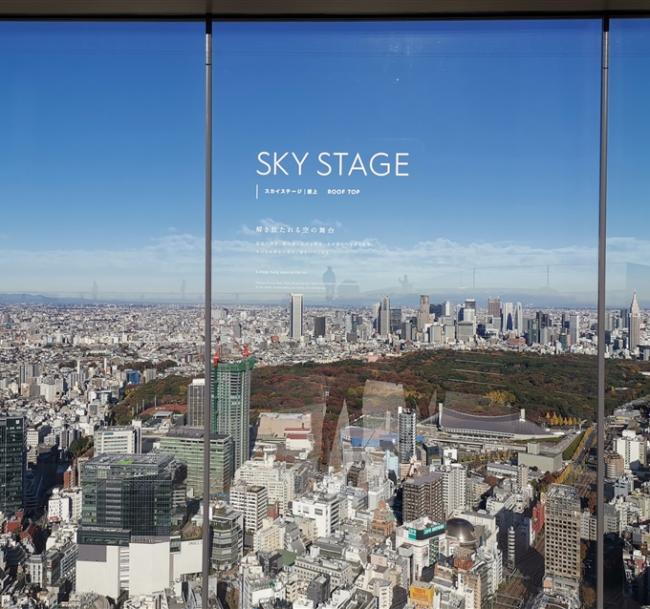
xmin=0 ymin=20 xmax=648 ymax=303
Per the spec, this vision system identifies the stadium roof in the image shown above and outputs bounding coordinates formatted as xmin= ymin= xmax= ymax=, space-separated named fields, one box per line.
xmin=439 ymin=406 xmax=551 ymax=437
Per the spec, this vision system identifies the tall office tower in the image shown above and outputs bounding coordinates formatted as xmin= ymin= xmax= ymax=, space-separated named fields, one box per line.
xmin=159 ymin=427 xmax=233 ymax=495
xmin=544 ymin=484 xmax=582 ymax=590
xmin=377 ymin=296 xmax=391 ymax=337
xmin=402 ymin=472 xmax=444 ymax=523
xmin=431 ymin=301 xmax=452 ymax=318
xmin=501 ymin=302 xmax=514 ymax=333
xmin=77 ymin=455 xmax=199 ymax=599
xmin=630 ymin=291 xmax=642 ymax=352
xmin=186 ymin=378 xmax=206 ymax=427
xmin=487 ymin=298 xmax=501 ymax=317
xmin=569 ymin=313 xmax=580 ymax=346
xmin=289 ymin=293 xmax=304 ymax=339
xmin=514 ymin=302 xmax=524 ymax=334
xmin=517 ymin=464 xmax=529 ymax=493
xmin=398 ymin=407 xmax=416 ymax=464
xmin=526 ymin=317 xmax=540 ymax=345
xmin=313 ymin=316 xmax=327 ymax=338
xmin=464 ymin=298 xmax=476 ymax=312
xmin=213 ymin=356 xmax=255 ymax=472
xmin=19 ymin=363 xmax=41 ymax=387
xmin=233 ymin=321 xmax=243 ymax=339
xmin=440 ymin=463 xmax=467 ymax=517
xmin=417 ymin=295 xmax=431 ymax=331
xmin=94 ymin=423 xmax=142 ymax=455
xmin=0 ymin=416 xmax=25 ymax=515
xmin=230 ymin=482 xmax=268 ymax=533
xmin=79 ymin=453 xmax=179 ymax=542
xmin=390 ymin=308 xmax=403 ymax=334
xmin=536 ymin=310 xmax=552 ymax=344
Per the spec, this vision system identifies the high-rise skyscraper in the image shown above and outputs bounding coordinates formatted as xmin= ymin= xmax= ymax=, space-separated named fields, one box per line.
xmin=390 ymin=308 xmax=403 ymax=334
xmin=187 ymin=378 xmax=206 ymax=427
xmin=213 ymin=356 xmax=255 ymax=472
xmin=544 ymin=484 xmax=581 ymax=590
xmin=630 ymin=291 xmax=641 ymax=352
xmin=402 ymin=472 xmax=444 ymax=523
xmin=398 ymin=406 xmax=416 ymax=464
xmin=76 ymin=453 xmax=194 ymax=599
xmin=377 ymin=296 xmax=391 ymax=337
xmin=313 ymin=316 xmax=326 ymax=338
xmin=569 ymin=313 xmax=580 ymax=346
xmin=417 ymin=295 xmax=431 ymax=331
xmin=230 ymin=482 xmax=268 ymax=533
xmin=0 ymin=416 xmax=24 ymax=515
xmin=159 ymin=427 xmax=234 ymax=495
xmin=501 ymin=302 xmax=514 ymax=333
xmin=78 ymin=453 xmax=179 ymax=543
xmin=487 ymin=298 xmax=501 ymax=317
xmin=430 ymin=301 xmax=452 ymax=318
xmin=289 ymin=293 xmax=304 ymax=340
xmin=514 ymin=302 xmax=524 ymax=335
xmin=440 ymin=463 xmax=467 ymax=517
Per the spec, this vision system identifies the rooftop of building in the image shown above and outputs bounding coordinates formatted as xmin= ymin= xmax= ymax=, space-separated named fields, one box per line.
xmin=165 ymin=426 xmax=231 ymax=441
xmin=85 ymin=452 xmax=174 ymax=467
xmin=439 ymin=406 xmax=551 ymax=437
xmin=403 ymin=471 xmax=443 ymax=486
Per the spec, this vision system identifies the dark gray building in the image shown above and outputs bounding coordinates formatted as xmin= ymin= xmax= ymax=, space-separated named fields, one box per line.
xmin=403 ymin=471 xmax=444 ymax=524
xmin=78 ymin=453 xmax=182 ymax=545
xmin=0 ymin=416 xmax=25 ymax=515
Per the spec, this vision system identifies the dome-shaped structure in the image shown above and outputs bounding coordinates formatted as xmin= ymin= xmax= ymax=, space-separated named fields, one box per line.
xmin=445 ymin=517 xmax=478 ymax=548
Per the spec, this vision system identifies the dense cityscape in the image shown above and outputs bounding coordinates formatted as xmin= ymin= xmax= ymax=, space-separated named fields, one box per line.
xmin=0 ymin=291 xmax=648 ymax=609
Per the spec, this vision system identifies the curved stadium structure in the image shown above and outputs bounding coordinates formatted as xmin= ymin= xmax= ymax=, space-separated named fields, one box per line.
xmin=438 ymin=404 xmax=553 ymax=441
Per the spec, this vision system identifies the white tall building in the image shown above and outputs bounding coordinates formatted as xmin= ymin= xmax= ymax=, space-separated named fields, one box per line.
xmin=235 ymin=447 xmax=296 ymax=514
xmin=289 ymin=293 xmax=304 ymax=340
xmin=614 ymin=429 xmax=647 ymax=470
xmin=630 ymin=291 xmax=642 ymax=352
xmin=514 ymin=302 xmax=524 ymax=335
xmin=501 ymin=302 xmax=514 ymax=333
xmin=186 ymin=378 xmax=206 ymax=427
xmin=439 ymin=463 xmax=467 ymax=517
xmin=230 ymin=482 xmax=268 ymax=533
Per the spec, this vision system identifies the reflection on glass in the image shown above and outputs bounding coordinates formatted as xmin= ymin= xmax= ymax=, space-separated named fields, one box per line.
xmin=605 ymin=18 xmax=650 ymax=608
xmin=0 ymin=21 xmax=206 ymax=603
xmin=213 ymin=20 xmax=600 ymax=609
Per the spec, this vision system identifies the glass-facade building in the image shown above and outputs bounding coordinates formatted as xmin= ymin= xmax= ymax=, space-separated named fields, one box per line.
xmin=159 ymin=427 xmax=233 ymax=496
xmin=0 ymin=416 xmax=25 ymax=515
xmin=212 ymin=357 xmax=255 ymax=472
xmin=79 ymin=453 xmax=180 ymax=544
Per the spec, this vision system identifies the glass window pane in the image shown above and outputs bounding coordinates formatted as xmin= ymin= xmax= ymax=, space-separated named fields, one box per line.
xmin=213 ymin=20 xmax=601 ymax=608
xmin=607 ymin=17 xmax=650 ymax=608
xmin=0 ymin=20 xmax=205 ymax=600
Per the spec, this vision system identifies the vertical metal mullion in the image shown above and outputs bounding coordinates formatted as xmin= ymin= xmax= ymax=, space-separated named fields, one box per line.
xmin=202 ymin=17 xmax=213 ymax=609
xmin=597 ymin=15 xmax=609 ymax=609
